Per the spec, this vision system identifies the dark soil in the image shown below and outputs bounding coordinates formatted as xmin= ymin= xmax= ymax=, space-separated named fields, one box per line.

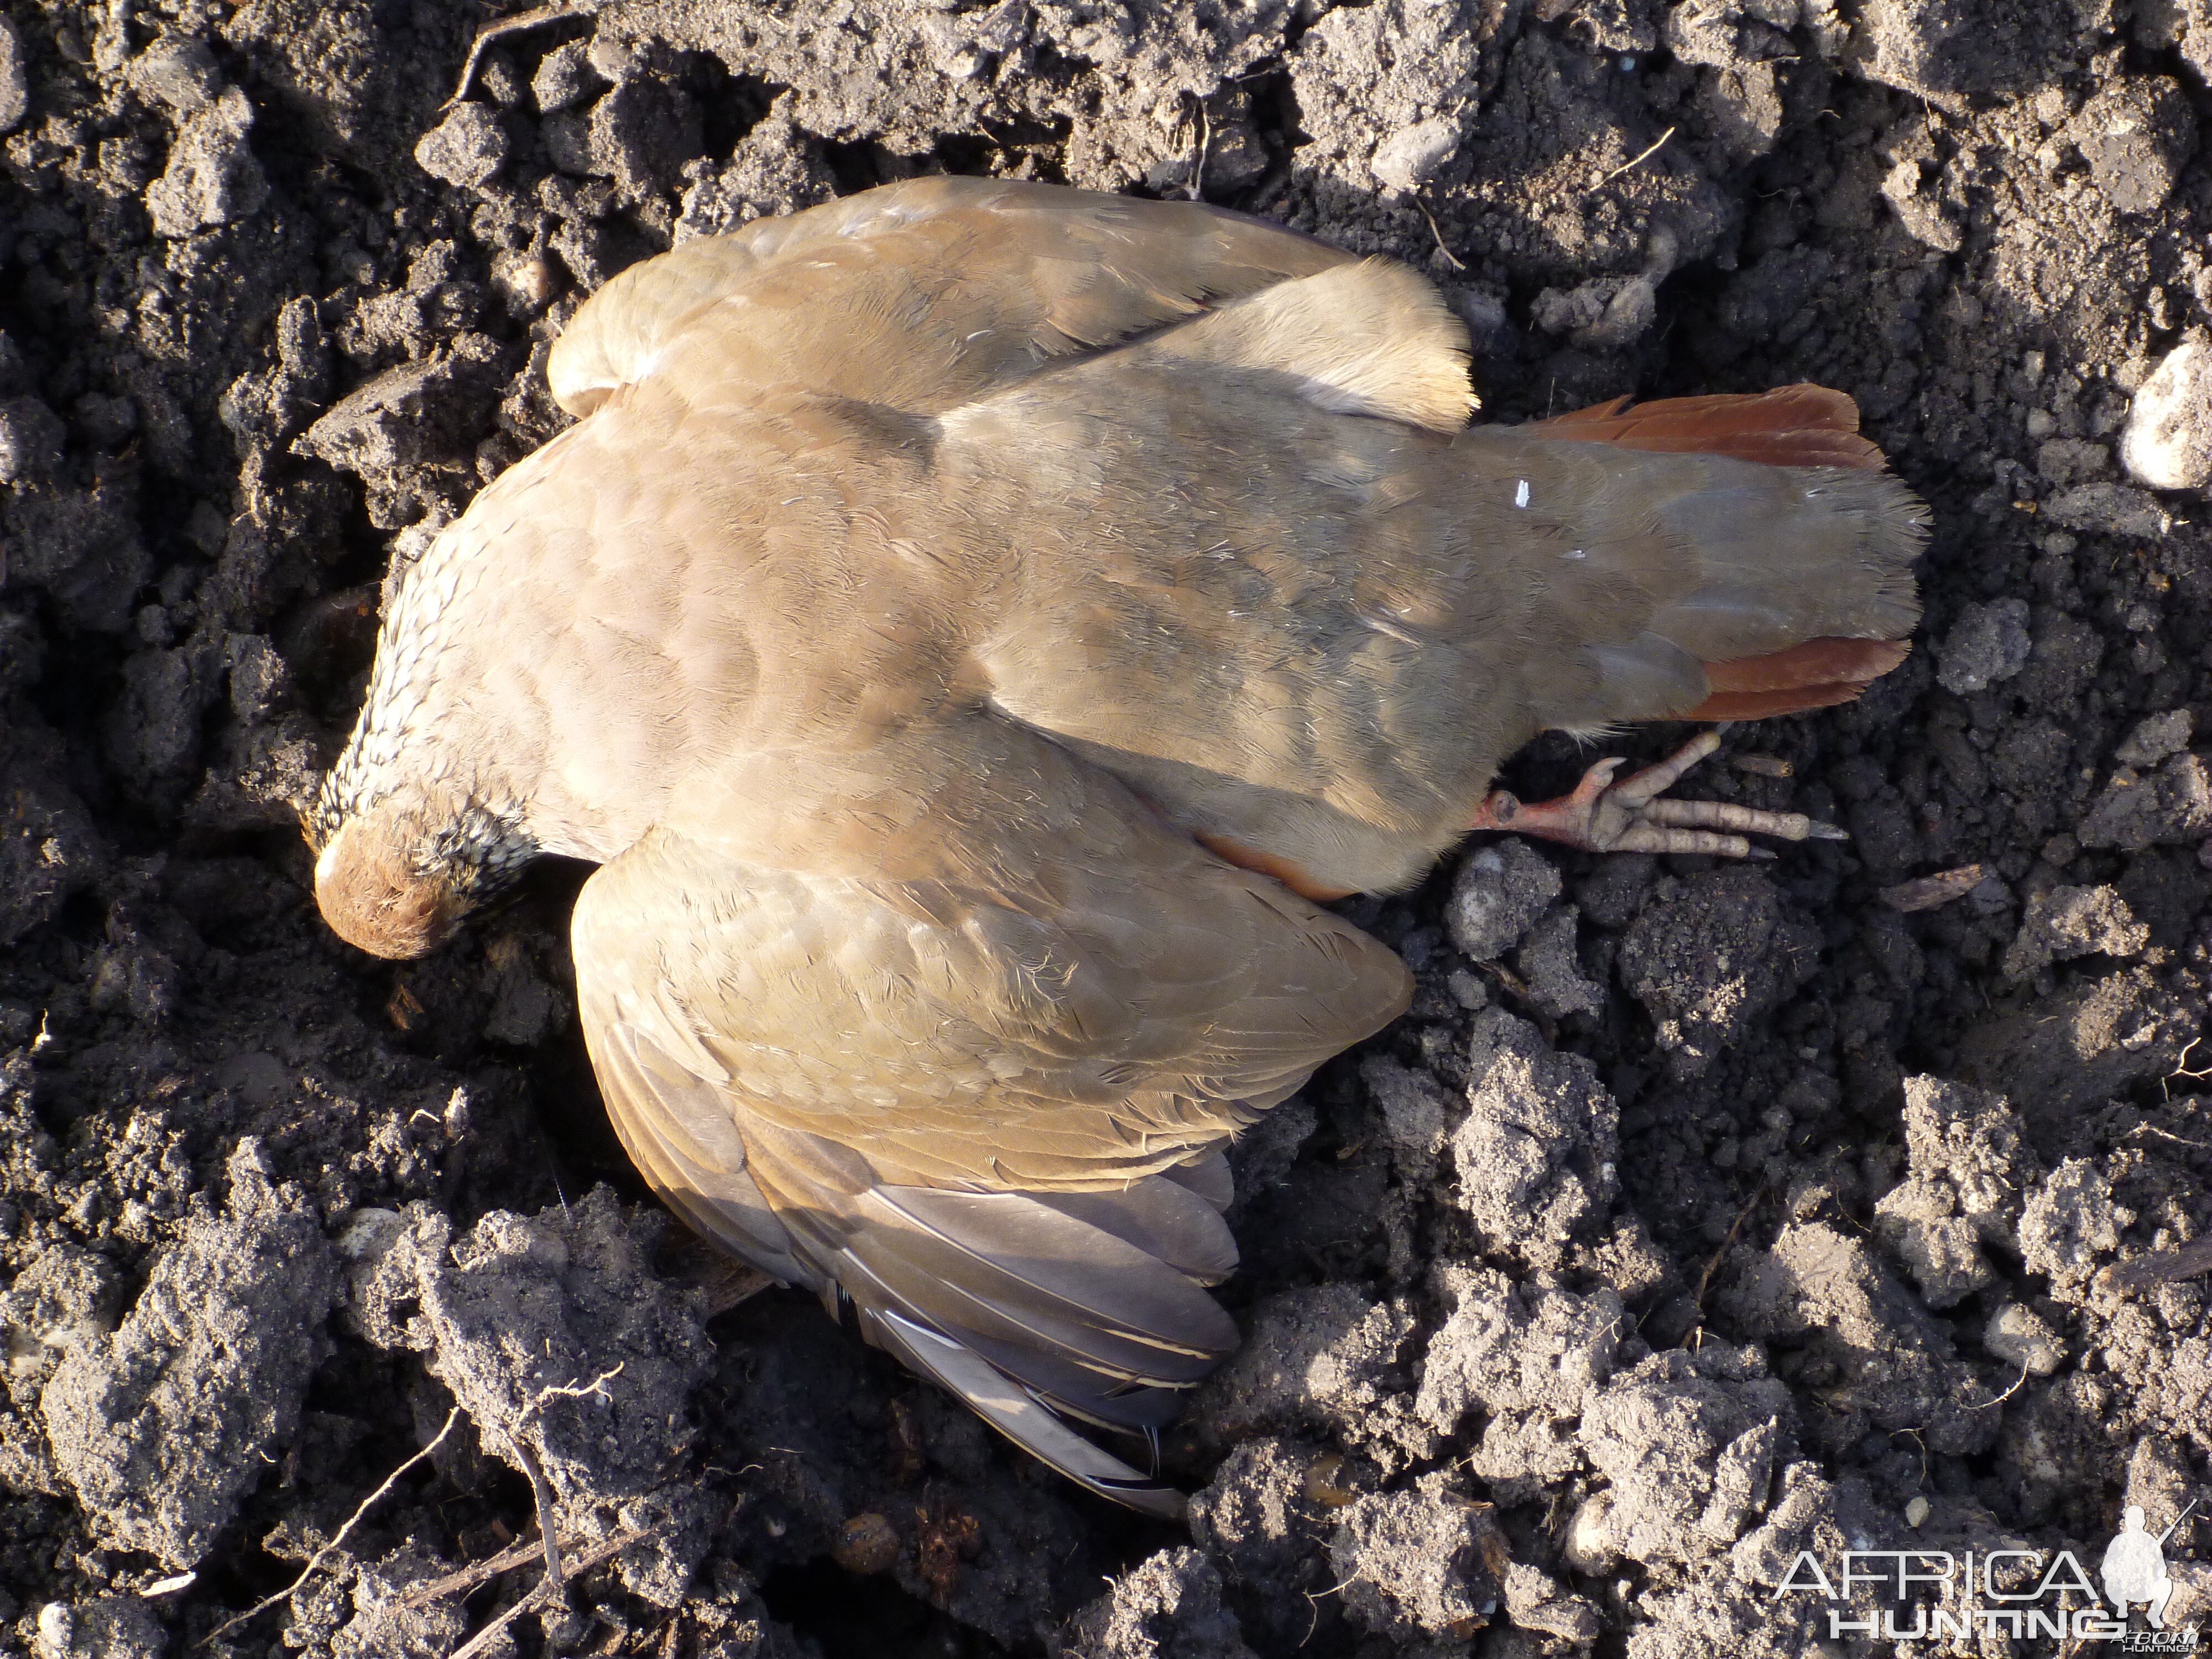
xmin=4 ymin=0 xmax=2212 ymax=1654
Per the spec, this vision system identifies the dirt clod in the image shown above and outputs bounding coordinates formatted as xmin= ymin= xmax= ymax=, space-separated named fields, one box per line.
xmin=4 ymin=0 xmax=2212 ymax=1651
xmin=40 ymin=1143 xmax=335 ymax=1568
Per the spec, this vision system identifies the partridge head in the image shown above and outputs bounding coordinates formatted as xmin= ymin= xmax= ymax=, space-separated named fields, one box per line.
xmin=311 ymin=178 xmax=1926 ymax=1514
xmin=310 ymin=802 xmax=485 ymax=958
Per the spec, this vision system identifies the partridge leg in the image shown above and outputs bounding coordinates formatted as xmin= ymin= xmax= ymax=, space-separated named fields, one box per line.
xmin=1467 ymin=729 xmax=1848 ymax=858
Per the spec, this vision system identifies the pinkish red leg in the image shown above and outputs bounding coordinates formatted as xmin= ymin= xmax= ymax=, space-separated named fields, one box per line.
xmin=1468 ymin=729 xmax=1847 ymax=858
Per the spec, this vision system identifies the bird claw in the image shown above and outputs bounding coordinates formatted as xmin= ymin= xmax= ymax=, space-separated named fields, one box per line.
xmin=1468 ymin=729 xmax=1848 ymax=858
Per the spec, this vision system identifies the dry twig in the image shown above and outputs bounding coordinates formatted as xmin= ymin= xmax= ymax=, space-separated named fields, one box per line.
xmin=2100 ymin=1238 xmax=2212 ymax=1293
xmin=444 ymin=1528 xmax=652 ymax=1659
xmin=1417 ymin=201 xmax=1466 ymax=271
xmin=1595 ymin=126 xmax=1675 ymax=188
xmin=450 ymin=2 xmax=599 ymax=105
xmin=503 ymin=1361 xmax=626 ymax=1585
xmin=1878 ymin=864 xmax=1986 ymax=914
xmin=199 ymin=1407 xmax=462 ymax=1648
xmin=399 ymin=1535 xmax=553 ymax=1608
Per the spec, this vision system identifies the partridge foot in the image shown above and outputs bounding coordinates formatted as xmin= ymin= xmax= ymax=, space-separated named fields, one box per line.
xmin=1467 ymin=729 xmax=1848 ymax=858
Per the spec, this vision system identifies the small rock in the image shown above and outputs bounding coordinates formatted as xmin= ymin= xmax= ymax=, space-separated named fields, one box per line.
xmin=2078 ymin=753 xmax=2212 ymax=850
xmin=2041 ymin=481 xmax=2174 ymax=538
xmin=831 ymin=1512 xmax=899 ymax=1575
xmin=130 ymin=35 xmax=221 ymax=116
xmin=1934 ymin=596 xmax=2031 ymax=693
xmin=2069 ymin=76 xmax=2196 ymax=216
xmin=414 ymin=101 xmax=508 ymax=188
xmin=1984 ymin=1302 xmax=2065 ymax=1376
xmin=2002 ymin=884 xmax=2148 ymax=979
xmin=917 ymin=12 xmax=990 ymax=80
xmin=0 ymin=395 xmax=66 ymax=484
xmin=491 ymin=249 xmax=561 ymax=316
xmin=532 ymin=39 xmax=606 ymax=113
xmin=0 ymin=16 xmax=27 ymax=135
xmin=1329 ymin=1472 xmax=1499 ymax=1640
xmin=1531 ymin=274 xmax=1660 ymax=349
xmin=586 ymin=33 xmax=644 ymax=83
xmin=1513 ymin=904 xmax=1604 ymax=1019
xmin=145 ymin=86 xmax=265 ymax=238
xmin=1563 ymin=1492 xmax=1618 ymax=1574
xmin=1062 ymin=1546 xmax=1255 ymax=1659
xmin=1453 ymin=1009 xmax=1620 ymax=1264
xmin=2018 ymin=1158 xmax=2128 ymax=1288
xmin=1370 ymin=115 xmax=1460 ymax=193
xmin=40 ymin=1143 xmax=337 ymax=1567
xmin=32 ymin=1595 xmax=165 ymax=1659
xmin=1447 ymin=839 xmax=1559 ymax=961
xmin=2122 ymin=337 xmax=2212 ymax=491
xmin=2115 ymin=709 xmax=2194 ymax=768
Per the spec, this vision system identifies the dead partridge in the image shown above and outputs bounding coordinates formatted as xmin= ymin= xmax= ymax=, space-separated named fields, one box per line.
xmin=310 ymin=178 xmax=1924 ymax=1514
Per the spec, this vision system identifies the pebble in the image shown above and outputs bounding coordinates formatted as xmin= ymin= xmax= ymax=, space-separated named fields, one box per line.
xmin=414 ymin=101 xmax=509 ymax=188
xmin=1446 ymin=839 xmax=1561 ymax=962
xmin=2122 ymin=336 xmax=2212 ymax=491
xmin=144 ymin=86 xmax=264 ymax=237
xmin=129 ymin=35 xmax=221 ymax=116
xmin=1933 ymin=597 xmax=2030 ymax=694
xmin=1371 ymin=115 xmax=1460 ymax=194
xmin=0 ymin=15 xmax=27 ymax=134
xmin=2041 ymin=480 xmax=2173 ymax=539
xmin=831 ymin=1511 xmax=900 ymax=1574
xmin=531 ymin=39 xmax=604 ymax=114
xmin=1984 ymin=1301 xmax=2064 ymax=1376
xmin=2115 ymin=709 xmax=2193 ymax=769
xmin=2070 ymin=76 xmax=2195 ymax=216
xmin=0 ymin=395 xmax=65 ymax=483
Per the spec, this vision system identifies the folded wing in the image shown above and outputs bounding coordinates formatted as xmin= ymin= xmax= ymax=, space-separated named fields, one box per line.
xmin=569 ymin=717 xmax=1410 ymax=1511
xmin=549 ymin=175 xmax=1349 ymax=419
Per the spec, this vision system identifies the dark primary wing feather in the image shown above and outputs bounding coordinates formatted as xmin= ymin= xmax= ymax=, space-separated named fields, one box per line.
xmin=569 ymin=717 xmax=1408 ymax=1511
